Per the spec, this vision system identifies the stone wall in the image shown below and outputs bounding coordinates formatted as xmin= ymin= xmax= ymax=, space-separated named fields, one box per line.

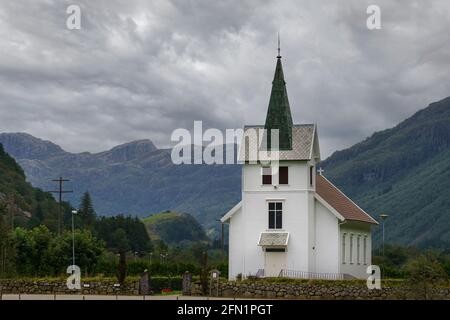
xmin=0 ymin=278 xmax=139 ymax=295
xmin=190 ymin=280 xmax=450 ymax=300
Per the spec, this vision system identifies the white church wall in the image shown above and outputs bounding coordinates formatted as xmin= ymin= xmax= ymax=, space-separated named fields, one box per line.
xmin=340 ymin=222 xmax=372 ymax=279
xmin=314 ymin=200 xmax=340 ymax=274
xmin=307 ymin=161 xmax=317 ymax=272
xmin=228 ymin=207 xmax=244 ymax=280
xmin=237 ymin=162 xmax=316 ymax=277
xmin=240 ymin=191 xmax=312 ymax=275
xmin=240 ymin=193 xmax=265 ymax=278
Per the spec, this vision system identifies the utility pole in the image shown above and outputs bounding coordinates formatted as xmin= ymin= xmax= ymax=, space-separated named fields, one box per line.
xmin=49 ymin=177 xmax=73 ymax=236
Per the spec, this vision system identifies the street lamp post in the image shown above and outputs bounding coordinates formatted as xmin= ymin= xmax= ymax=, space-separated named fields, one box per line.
xmin=380 ymin=214 xmax=389 ymax=257
xmin=71 ymin=210 xmax=78 ymax=267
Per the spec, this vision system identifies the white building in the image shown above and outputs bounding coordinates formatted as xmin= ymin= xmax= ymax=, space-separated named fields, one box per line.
xmin=221 ymin=52 xmax=378 ymax=280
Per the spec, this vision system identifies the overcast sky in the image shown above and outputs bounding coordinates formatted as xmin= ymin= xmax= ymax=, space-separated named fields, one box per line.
xmin=0 ymin=0 xmax=449 ymax=157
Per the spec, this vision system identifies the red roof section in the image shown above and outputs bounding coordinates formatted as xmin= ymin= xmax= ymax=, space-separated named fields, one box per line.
xmin=316 ymin=174 xmax=378 ymax=224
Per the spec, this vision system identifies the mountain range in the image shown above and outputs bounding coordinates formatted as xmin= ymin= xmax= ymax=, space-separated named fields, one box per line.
xmin=0 ymin=133 xmax=241 ymax=235
xmin=1 ymin=97 xmax=449 ymax=247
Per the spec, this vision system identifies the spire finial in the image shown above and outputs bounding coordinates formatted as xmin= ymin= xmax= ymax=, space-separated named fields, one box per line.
xmin=277 ymin=32 xmax=281 ymax=58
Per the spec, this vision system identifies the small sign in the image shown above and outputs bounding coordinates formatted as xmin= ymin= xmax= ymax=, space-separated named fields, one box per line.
xmin=210 ymin=269 xmax=221 ymax=279
xmin=209 ymin=269 xmax=221 ymax=296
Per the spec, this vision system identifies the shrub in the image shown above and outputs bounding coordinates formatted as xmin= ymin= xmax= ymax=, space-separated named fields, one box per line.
xmin=403 ymin=254 xmax=449 ymax=299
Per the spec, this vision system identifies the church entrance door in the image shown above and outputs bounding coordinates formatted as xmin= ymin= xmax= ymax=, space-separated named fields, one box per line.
xmin=264 ymin=250 xmax=286 ymax=277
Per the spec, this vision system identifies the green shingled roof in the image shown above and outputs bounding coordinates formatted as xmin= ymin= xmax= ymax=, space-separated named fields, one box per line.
xmin=264 ymin=56 xmax=293 ymax=150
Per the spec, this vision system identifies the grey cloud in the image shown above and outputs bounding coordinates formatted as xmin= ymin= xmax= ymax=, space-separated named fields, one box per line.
xmin=0 ymin=0 xmax=450 ymax=157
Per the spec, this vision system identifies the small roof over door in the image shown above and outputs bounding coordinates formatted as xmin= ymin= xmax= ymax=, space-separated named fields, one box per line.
xmin=258 ymin=232 xmax=289 ymax=247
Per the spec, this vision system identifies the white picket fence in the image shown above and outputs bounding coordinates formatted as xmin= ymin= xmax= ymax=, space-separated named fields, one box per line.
xmin=278 ymin=269 xmax=344 ymax=280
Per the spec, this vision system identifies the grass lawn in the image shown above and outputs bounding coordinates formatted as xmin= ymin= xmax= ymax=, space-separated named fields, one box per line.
xmin=154 ymin=290 xmax=182 ymax=296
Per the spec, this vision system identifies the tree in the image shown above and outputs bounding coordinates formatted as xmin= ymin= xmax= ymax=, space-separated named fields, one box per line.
xmin=10 ymin=226 xmax=105 ymax=277
xmin=117 ymin=251 xmax=127 ymax=285
xmin=27 ymin=203 xmax=44 ymax=229
xmin=47 ymin=229 xmax=105 ymax=276
xmin=35 ymin=203 xmax=45 ymax=223
xmin=403 ymin=253 xmax=449 ymax=299
xmin=94 ymin=215 xmax=151 ymax=254
xmin=110 ymin=228 xmax=130 ymax=285
xmin=0 ymin=201 xmax=15 ymax=277
xmin=11 ymin=226 xmax=52 ymax=276
xmin=78 ymin=192 xmax=96 ymax=229
xmin=192 ymin=242 xmax=209 ymax=295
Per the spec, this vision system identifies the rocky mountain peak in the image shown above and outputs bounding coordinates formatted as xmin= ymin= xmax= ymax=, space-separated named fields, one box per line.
xmin=98 ymin=139 xmax=158 ymax=162
xmin=0 ymin=132 xmax=64 ymax=160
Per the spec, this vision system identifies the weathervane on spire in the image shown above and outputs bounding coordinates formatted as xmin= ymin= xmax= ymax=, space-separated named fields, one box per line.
xmin=277 ymin=32 xmax=281 ymax=58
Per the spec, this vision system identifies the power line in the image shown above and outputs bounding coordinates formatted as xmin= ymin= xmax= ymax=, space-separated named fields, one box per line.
xmin=49 ymin=177 xmax=73 ymax=236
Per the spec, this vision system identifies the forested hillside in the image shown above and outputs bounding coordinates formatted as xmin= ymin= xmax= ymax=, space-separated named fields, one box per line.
xmin=321 ymin=97 xmax=450 ymax=248
xmin=0 ymin=143 xmax=61 ymax=230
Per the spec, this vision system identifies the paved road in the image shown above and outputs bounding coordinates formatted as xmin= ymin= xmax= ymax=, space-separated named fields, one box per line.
xmin=0 ymin=294 xmax=244 ymax=300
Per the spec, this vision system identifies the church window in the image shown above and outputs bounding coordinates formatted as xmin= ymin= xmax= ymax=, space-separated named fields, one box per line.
xmin=268 ymin=202 xmax=282 ymax=229
xmin=363 ymin=236 xmax=367 ymax=265
xmin=279 ymin=166 xmax=289 ymax=184
xmin=342 ymin=233 xmax=346 ymax=264
xmin=357 ymin=235 xmax=361 ymax=264
xmin=262 ymin=167 xmax=272 ymax=185
xmin=309 ymin=166 xmax=314 ymax=186
xmin=350 ymin=234 xmax=354 ymax=264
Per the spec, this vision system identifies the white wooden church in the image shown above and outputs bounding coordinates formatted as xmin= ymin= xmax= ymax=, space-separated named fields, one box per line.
xmin=221 ymin=51 xmax=378 ymax=280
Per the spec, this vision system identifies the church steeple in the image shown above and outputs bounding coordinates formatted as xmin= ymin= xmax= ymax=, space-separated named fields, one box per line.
xmin=264 ymin=40 xmax=293 ymax=150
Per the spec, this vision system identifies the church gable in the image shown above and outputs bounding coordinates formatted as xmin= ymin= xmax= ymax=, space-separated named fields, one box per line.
xmin=315 ymin=174 xmax=378 ymax=224
xmin=220 ymin=201 xmax=242 ymax=223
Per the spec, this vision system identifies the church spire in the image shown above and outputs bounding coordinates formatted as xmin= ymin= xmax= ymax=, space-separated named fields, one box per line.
xmin=277 ymin=32 xmax=281 ymax=58
xmin=264 ymin=39 xmax=293 ymax=150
